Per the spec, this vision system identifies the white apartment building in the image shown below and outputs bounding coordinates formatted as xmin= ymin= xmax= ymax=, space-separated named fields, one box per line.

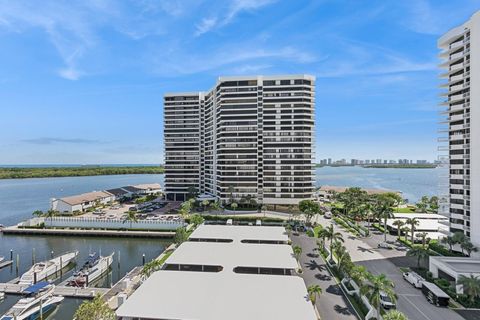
xmin=438 ymin=12 xmax=480 ymax=249
xmin=164 ymin=75 xmax=316 ymax=206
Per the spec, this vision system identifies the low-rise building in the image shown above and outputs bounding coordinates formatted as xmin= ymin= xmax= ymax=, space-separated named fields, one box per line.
xmin=51 ymin=191 xmax=114 ymax=214
xmin=429 ymin=256 xmax=480 ymax=293
xmin=132 ymin=183 xmax=162 ymax=195
xmin=116 ymin=225 xmax=316 ymax=320
xmin=386 ymin=213 xmax=449 ymax=241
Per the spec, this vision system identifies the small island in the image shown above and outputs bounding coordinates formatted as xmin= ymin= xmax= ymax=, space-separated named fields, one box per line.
xmin=0 ymin=166 xmax=165 ymax=179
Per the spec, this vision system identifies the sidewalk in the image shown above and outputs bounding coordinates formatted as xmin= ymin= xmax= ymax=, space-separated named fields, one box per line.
xmin=291 ymin=233 xmax=358 ymax=320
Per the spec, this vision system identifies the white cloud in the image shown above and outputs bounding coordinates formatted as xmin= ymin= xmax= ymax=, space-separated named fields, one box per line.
xmin=195 ymin=17 xmax=217 ymax=36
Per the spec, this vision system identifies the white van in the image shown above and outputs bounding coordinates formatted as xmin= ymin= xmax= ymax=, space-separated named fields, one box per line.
xmin=226 ymin=219 xmax=233 ymax=225
xmin=403 ymin=271 xmax=425 ymax=289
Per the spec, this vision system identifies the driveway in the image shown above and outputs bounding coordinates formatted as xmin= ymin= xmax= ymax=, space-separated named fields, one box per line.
xmin=312 ymin=214 xmax=465 ymax=320
xmin=291 ymin=233 xmax=359 ymax=320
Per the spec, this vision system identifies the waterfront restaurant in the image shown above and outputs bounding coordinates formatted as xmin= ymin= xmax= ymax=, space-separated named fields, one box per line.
xmin=116 ymin=225 xmax=317 ymax=320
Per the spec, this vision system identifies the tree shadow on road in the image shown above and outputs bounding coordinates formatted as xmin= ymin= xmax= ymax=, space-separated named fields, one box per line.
xmin=326 ymin=284 xmax=342 ymax=296
xmin=357 ymin=246 xmax=374 ymax=253
xmin=314 ymin=273 xmax=331 ymax=281
xmin=307 ymin=252 xmax=320 ymax=258
xmin=304 ymin=260 xmax=323 ymax=271
xmin=334 ymin=304 xmax=353 ymax=315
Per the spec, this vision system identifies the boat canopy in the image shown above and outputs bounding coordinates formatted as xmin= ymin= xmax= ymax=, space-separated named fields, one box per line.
xmin=23 ymin=281 xmax=50 ymax=294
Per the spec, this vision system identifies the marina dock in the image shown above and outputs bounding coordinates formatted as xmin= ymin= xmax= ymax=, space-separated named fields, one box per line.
xmin=0 ymin=260 xmax=13 ymax=269
xmin=0 ymin=282 xmax=108 ymax=298
xmin=1 ymin=225 xmax=175 ymax=238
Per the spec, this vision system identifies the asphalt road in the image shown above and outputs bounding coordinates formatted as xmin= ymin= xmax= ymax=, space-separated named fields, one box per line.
xmin=312 ymin=215 xmax=465 ymax=320
xmin=291 ymin=233 xmax=359 ymax=320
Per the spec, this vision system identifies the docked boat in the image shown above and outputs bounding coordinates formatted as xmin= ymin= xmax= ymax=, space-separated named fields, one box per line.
xmin=18 ymin=251 xmax=78 ymax=286
xmin=68 ymin=253 xmax=114 ymax=287
xmin=0 ymin=292 xmax=4 ymax=301
xmin=0 ymin=282 xmax=64 ymax=320
xmin=0 ymin=257 xmax=4 ymax=263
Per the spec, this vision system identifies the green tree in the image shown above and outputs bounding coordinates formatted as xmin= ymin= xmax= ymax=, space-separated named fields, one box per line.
xmin=186 ymin=185 xmax=198 ymax=200
xmin=360 ymin=273 xmax=396 ymax=319
xmin=350 ymin=265 xmax=369 ymax=285
xmin=461 ymin=240 xmax=478 ymax=257
xmin=317 ymin=228 xmax=329 ymax=250
xmin=293 ymin=245 xmax=302 ymax=262
xmin=174 ymin=227 xmax=188 ymax=245
xmin=392 ymin=220 xmax=405 ymax=240
xmin=210 ymin=201 xmax=221 ymax=211
xmin=324 ymin=224 xmax=344 ymax=261
xmin=458 ymin=274 xmax=480 ymax=304
xmin=190 ymin=214 xmax=204 ymax=227
xmin=417 ymin=232 xmax=429 ymax=248
xmin=429 ymin=196 xmax=439 ymax=213
xmin=307 ymin=284 xmax=322 ymax=305
xmin=231 ymin=202 xmax=238 ymax=215
xmin=441 ymin=235 xmax=455 ymax=252
xmin=298 ymin=200 xmax=320 ymax=225
xmin=141 ymin=259 xmax=164 ymax=278
xmin=405 ymin=217 xmax=419 ymax=244
xmin=416 ymin=196 xmax=429 ymax=212
xmin=452 ymin=231 xmax=467 ymax=245
xmin=383 ymin=310 xmax=409 ymax=320
xmin=45 ymin=209 xmax=58 ymax=223
xmin=374 ymin=194 xmax=395 ymax=242
xmin=332 ymin=242 xmax=350 ymax=271
xmin=227 ymin=185 xmax=235 ymax=204
xmin=122 ymin=211 xmax=138 ymax=229
xmin=32 ymin=210 xmax=44 ymax=217
xmin=201 ymin=199 xmax=210 ymax=212
xmin=74 ymin=294 xmax=115 ymax=320
xmin=406 ymin=247 xmax=429 ymax=268
xmin=401 ymin=226 xmax=410 ymax=242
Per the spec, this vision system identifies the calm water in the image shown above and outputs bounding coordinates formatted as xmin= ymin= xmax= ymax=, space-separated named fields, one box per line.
xmin=0 ymin=168 xmax=442 ymax=318
xmin=315 ymin=166 xmax=445 ymax=203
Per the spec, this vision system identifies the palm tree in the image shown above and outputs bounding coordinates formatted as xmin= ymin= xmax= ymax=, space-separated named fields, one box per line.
xmin=227 ymin=185 xmax=235 ymax=204
xmin=324 ymin=224 xmax=344 ymax=261
xmin=374 ymin=197 xmax=394 ymax=242
xmin=416 ymin=196 xmax=429 ymax=212
xmin=74 ymin=294 xmax=115 ymax=320
xmin=141 ymin=259 xmax=164 ymax=278
xmin=383 ymin=310 xmax=408 ymax=320
xmin=44 ymin=209 xmax=58 ymax=224
xmin=201 ymin=199 xmax=209 ymax=212
xmin=360 ymin=273 xmax=396 ymax=319
xmin=231 ymin=202 xmax=238 ymax=215
xmin=461 ymin=240 xmax=478 ymax=257
xmin=392 ymin=220 xmax=405 ymax=240
xmin=458 ymin=274 xmax=480 ymax=304
xmin=293 ymin=245 xmax=302 ymax=261
xmin=32 ymin=210 xmax=44 ymax=217
xmin=405 ymin=217 xmax=419 ymax=244
xmin=406 ymin=247 xmax=429 ymax=269
xmin=362 ymin=201 xmax=374 ymax=228
xmin=317 ymin=228 xmax=329 ymax=250
xmin=333 ymin=243 xmax=350 ymax=271
xmin=401 ymin=226 xmax=410 ymax=242
xmin=350 ymin=265 xmax=369 ymax=285
xmin=417 ymin=232 xmax=429 ymax=248
xmin=123 ymin=211 xmax=138 ymax=229
xmin=174 ymin=227 xmax=188 ymax=245
xmin=441 ymin=235 xmax=455 ymax=252
xmin=307 ymin=284 xmax=322 ymax=305
xmin=186 ymin=185 xmax=198 ymax=200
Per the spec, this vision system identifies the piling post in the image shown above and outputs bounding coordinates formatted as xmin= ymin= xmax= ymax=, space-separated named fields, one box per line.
xmin=117 ymin=251 xmax=121 ymax=269
xmin=32 ymin=248 xmax=36 ymax=265
xmin=51 ymin=251 xmax=54 ymax=259
xmin=10 ymin=249 xmax=13 ymax=261
xmin=16 ymin=254 xmax=19 ymax=276
xmin=142 ymin=253 xmax=145 ymax=266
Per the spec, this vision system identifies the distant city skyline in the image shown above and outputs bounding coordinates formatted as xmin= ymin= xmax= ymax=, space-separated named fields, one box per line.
xmin=0 ymin=1 xmax=479 ymax=164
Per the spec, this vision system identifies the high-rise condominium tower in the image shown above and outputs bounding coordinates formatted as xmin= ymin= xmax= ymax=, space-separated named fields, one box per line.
xmin=438 ymin=12 xmax=480 ymax=249
xmin=164 ymin=75 xmax=315 ymax=206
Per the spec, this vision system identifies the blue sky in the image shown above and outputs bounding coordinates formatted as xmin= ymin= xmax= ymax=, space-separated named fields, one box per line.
xmin=0 ymin=0 xmax=479 ymax=164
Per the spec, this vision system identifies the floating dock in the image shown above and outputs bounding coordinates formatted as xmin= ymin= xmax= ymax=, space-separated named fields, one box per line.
xmin=0 ymin=260 xmax=13 ymax=269
xmin=0 ymin=283 xmax=108 ymax=298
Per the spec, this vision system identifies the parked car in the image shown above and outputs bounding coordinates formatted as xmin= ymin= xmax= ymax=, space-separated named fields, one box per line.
xmin=403 ymin=271 xmax=425 ymax=288
xmin=378 ymin=242 xmax=393 ymax=250
xmin=379 ymin=291 xmax=396 ymax=310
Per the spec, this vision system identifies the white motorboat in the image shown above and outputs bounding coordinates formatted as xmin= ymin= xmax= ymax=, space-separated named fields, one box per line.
xmin=0 ymin=292 xmax=4 ymax=301
xmin=0 ymin=282 xmax=64 ymax=320
xmin=18 ymin=251 xmax=78 ymax=286
xmin=0 ymin=257 xmax=4 ymax=263
xmin=68 ymin=252 xmax=114 ymax=287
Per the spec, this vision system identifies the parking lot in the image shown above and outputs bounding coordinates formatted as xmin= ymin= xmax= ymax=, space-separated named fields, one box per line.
xmin=81 ymin=200 xmax=182 ymax=222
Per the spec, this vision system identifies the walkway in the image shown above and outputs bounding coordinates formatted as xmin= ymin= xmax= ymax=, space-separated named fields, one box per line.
xmin=313 ymin=214 xmax=465 ymax=320
xmin=291 ymin=233 xmax=358 ymax=320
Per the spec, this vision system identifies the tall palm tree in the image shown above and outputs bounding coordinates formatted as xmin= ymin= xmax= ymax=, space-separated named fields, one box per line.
xmin=401 ymin=227 xmax=410 ymax=242
xmin=405 ymin=217 xmax=419 ymax=244
xmin=231 ymin=202 xmax=238 ymax=215
xmin=324 ymin=224 xmax=344 ymax=261
xmin=45 ymin=209 xmax=58 ymax=224
xmin=458 ymin=274 xmax=480 ymax=304
xmin=406 ymin=247 xmax=429 ymax=269
xmin=461 ymin=240 xmax=478 ymax=257
xmin=293 ymin=245 xmax=302 ymax=262
xmin=360 ymin=273 xmax=396 ymax=319
xmin=350 ymin=265 xmax=369 ymax=285
xmin=123 ymin=211 xmax=138 ymax=229
xmin=441 ymin=235 xmax=455 ymax=252
xmin=202 ymin=199 xmax=209 ymax=212
xmin=317 ymin=228 xmax=329 ymax=250
xmin=307 ymin=284 xmax=322 ymax=305
xmin=32 ymin=210 xmax=44 ymax=217
xmin=417 ymin=232 xmax=429 ymax=248
xmin=392 ymin=220 xmax=405 ymax=240
xmin=383 ymin=310 xmax=408 ymax=320
xmin=374 ymin=196 xmax=395 ymax=242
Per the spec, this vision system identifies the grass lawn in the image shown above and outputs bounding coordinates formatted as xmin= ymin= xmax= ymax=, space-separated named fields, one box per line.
xmin=313 ymin=225 xmax=323 ymax=238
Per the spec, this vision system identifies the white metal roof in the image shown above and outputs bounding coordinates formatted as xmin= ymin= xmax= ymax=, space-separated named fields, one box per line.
xmin=393 ymin=213 xmax=448 ymax=220
xmin=167 ymin=241 xmax=298 ymax=271
xmin=116 ymin=270 xmax=317 ymax=320
xmin=189 ymin=224 xmax=288 ymax=243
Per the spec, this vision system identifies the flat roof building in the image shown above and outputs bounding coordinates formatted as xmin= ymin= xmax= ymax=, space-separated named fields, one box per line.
xmin=164 ymin=75 xmax=316 ymax=205
xmin=116 ymin=225 xmax=316 ymax=320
